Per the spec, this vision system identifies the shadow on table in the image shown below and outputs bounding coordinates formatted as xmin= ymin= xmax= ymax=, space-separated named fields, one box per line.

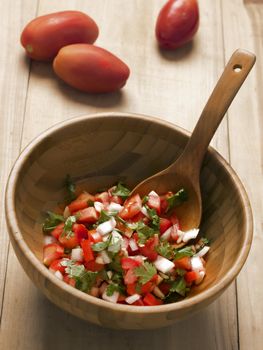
xmin=22 ymin=56 xmax=125 ymax=109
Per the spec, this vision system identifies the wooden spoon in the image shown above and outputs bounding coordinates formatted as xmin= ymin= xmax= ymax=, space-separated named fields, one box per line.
xmin=132 ymin=49 xmax=256 ymax=232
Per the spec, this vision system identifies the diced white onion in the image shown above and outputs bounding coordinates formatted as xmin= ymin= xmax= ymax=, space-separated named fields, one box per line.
xmin=194 ymin=246 xmax=210 ymax=257
xmin=107 ymin=202 xmax=123 ymax=213
xmin=44 ymin=235 xmax=57 ymax=245
xmin=100 ymin=250 xmax=112 ymax=264
xmin=182 ymin=228 xmax=199 ymax=243
xmin=71 ymin=248 xmax=84 ymax=262
xmin=125 ymin=294 xmax=141 ymax=305
xmin=95 ymin=255 xmax=104 ymax=264
xmin=129 ymin=238 xmax=139 ymax=251
xmin=176 ymin=230 xmax=185 ymax=244
xmin=160 ymin=227 xmax=172 ymax=241
xmin=96 ymin=217 xmax=116 ymax=236
xmin=154 ymin=255 xmax=175 ymax=274
xmin=108 ymin=230 xmax=123 ymax=253
xmin=94 ymin=201 xmax=104 ymax=213
xmin=195 ymin=270 xmax=206 ymax=285
xmin=191 ymin=256 xmax=204 ymax=271
xmin=54 ymin=270 xmax=63 ymax=281
xmin=63 ymin=206 xmax=71 ymax=218
xmin=107 ymin=270 xmax=113 ymax=280
xmin=130 ymin=255 xmax=146 ymax=263
xmin=148 ymin=190 xmax=159 ymax=197
xmin=153 ymin=286 xmax=165 ymax=299
xmin=141 ymin=206 xmax=150 ymax=218
xmin=102 ymin=289 xmax=119 ymax=303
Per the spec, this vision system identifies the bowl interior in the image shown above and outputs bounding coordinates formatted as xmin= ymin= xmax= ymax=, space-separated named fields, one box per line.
xmin=12 ymin=113 xmax=249 ymax=299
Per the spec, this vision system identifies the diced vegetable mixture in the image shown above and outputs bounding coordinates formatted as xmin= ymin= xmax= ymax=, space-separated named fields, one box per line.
xmin=42 ymin=180 xmax=210 ymax=306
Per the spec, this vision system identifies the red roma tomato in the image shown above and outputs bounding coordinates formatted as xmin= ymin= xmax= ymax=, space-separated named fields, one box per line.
xmin=21 ymin=11 xmax=99 ymax=61
xmin=43 ymin=243 xmax=64 ymax=266
xmin=119 ymin=194 xmax=142 ymax=220
xmin=155 ymin=0 xmax=199 ymax=50
xmin=53 ymin=44 xmax=130 ymax=93
xmin=68 ymin=191 xmax=94 ymax=213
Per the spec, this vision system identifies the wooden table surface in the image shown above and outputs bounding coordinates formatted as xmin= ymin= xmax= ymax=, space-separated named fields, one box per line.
xmin=0 ymin=1 xmax=262 ymax=349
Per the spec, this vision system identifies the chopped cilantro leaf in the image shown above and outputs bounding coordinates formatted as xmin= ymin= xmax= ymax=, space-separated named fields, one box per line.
xmin=175 ymin=268 xmax=186 ymax=276
xmin=92 ymin=240 xmax=109 ymax=252
xmin=166 ymin=188 xmax=188 ymax=212
xmin=145 ymin=206 xmax=160 ymax=229
xmin=106 ymin=283 xmax=125 ymax=296
xmin=42 ymin=211 xmax=64 ymax=233
xmin=66 ymin=262 xmax=98 ymax=292
xmin=156 ymin=241 xmax=173 ymax=259
xmin=137 ymin=225 xmax=156 ymax=244
xmin=62 ymin=215 xmax=77 ymax=238
xmin=98 ymin=210 xmax=112 ymax=224
xmin=134 ymin=262 xmax=157 ymax=284
xmin=111 ymin=182 xmax=131 ymax=199
xmin=87 ymin=199 xmax=94 ymax=207
xmin=142 ymin=195 xmax=149 ymax=205
xmin=65 ymin=174 xmax=76 ymax=202
xmin=174 ymin=246 xmax=194 ymax=260
xmin=108 ymin=255 xmax=123 ymax=273
xmin=170 ymin=277 xmax=187 ymax=296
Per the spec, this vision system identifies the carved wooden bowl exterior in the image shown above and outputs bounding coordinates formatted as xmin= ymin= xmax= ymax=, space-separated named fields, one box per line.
xmin=5 ymin=112 xmax=253 ymax=329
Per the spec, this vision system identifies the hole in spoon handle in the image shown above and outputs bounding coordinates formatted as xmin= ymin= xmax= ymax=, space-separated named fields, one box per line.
xmin=175 ymin=49 xmax=256 ymax=174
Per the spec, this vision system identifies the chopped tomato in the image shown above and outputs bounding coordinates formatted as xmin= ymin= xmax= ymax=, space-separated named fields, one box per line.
xmin=73 ymin=223 xmax=88 ymax=242
xmin=51 ymin=222 xmax=65 ymax=240
xmin=139 ymin=236 xmax=159 ymax=261
xmin=147 ymin=192 xmax=161 ymax=214
xmin=81 ymin=239 xmax=94 ymax=262
xmin=121 ymin=257 xmax=141 ymax=270
xmin=174 ymin=256 xmax=191 ymax=270
xmin=77 ymin=207 xmax=99 ymax=224
xmin=170 ymin=212 xmax=181 ymax=229
xmin=132 ymin=298 xmax=144 ymax=306
xmin=88 ymin=229 xmax=103 ymax=243
xmin=49 ymin=258 xmax=67 ymax=273
xmin=59 ymin=230 xmax=79 ymax=249
xmin=143 ymin=293 xmax=163 ymax=306
xmin=127 ymin=211 xmax=149 ymax=224
xmin=110 ymin=195 xmax=123 ymax=205
xmin=159 ymin=217 xmax=172 ymax=234
xmin=141 ymin=275 xmax=158 ymax=294
xmin=43 ymin=243 xmax=64 ymax=266
xmin=94 ymin=191 xmax=110 ymax=204
xmin=184 ymin=271 xmax=198 ymax=283
xmin=68 ymin=192 xmax=94 ymax=213
xmin=158 ymin=282 xmax=171 ymax=295
xmin=63 ymin=274 xmax=76 ymax=287
xmin=84 ymin=260 xmax=104 ymax=272
xmin=126 ymin=283 xmax=137 ymax=296
xmin=124 ymin=268 xmax=138 ymax=285
xmin=119 ymin=194 xmax=142 ymax=220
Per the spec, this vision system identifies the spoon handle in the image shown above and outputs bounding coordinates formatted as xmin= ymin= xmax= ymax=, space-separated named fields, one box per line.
xmin=173 ymin=49 xmax=256 ymax=175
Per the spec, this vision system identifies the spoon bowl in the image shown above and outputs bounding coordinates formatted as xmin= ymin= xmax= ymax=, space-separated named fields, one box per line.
xmin=132 ymin=49 xmax=256 ymax=232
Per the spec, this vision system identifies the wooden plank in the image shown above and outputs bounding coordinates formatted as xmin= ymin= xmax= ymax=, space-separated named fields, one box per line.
xmin=221 ymin=1 xmax=263 ymax=349
xmin=0 ymin=0 xmax=38 ymax=320
xmin=1 ymin=0 xmax=239 ymax=349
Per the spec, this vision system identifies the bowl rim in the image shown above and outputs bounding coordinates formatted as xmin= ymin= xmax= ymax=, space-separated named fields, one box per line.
xmin=5 ymin=111 xmax=253 ymax=315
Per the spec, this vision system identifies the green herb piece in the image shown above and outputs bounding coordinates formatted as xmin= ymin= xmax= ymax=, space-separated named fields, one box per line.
xmin=170 ymin=277 xmax=187 ymax=297
xmin=164 ymin=292 xmax=182 ymax=304
xmin=175 ymin=268 xmax=186 ymax=276
xmin=166 ymin=188 xmax=188 ymax=212
xmin=134 ymin=262 xmax=157 ymax=285
xmin=111 ymin=182 xmax=131 ymax=199
xmin=145 ymin=206 xmax=160 ymax=230
xmin=156 ymin=241 xmax=173 ymax=259
xmin=106 ymin=283 xmax=119 ymax=296
xmin=137 ymin=225 xmax=156 ymax=244
xmin=97 ymin=210 xmax=112 ymax=224
xmin=65 ymin=262 xmax=98 ymax=292
xmin=111 ymin=272 xmax=123 ymax=285
xmin=62 ymin=215 xmax=77 ymax=238
xmin=42 ymin=211 xmax=64 ymax=233
xmin=92 ymin=240 xmax=109 ymax=252
xmin=87 ymin=199 xmax=94 ymax=207
xmin=108 ymin=255 xmax=123 ymax=273
xmin=65 ymin=174 xmax=76 ymax=202
xmin=174 ymin=246 xmax=194 ymax=260
xmin=142 ymin=195 xmax=149 ymax=205
xmin=108 ymin=233 xmax=122 ymax=254
xmin=115 ymin=215 xmax=126 ymax=224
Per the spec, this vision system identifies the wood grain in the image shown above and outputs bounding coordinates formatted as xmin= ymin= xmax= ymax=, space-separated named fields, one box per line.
xmin=0 ymin=0 xmax=261 ymax=348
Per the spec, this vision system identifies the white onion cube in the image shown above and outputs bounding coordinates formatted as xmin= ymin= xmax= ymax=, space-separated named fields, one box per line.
xmin=94 ymin=201 xmax=104 ymax=213
xmin=71 ymin=248 xmax=84 ymax=262
xmin=125 ymin=294 xmax=141 ymax=304
xmin=191 ymin=256 xmax=204 ymax=271
xmin=154 ymin=255 xmax=175 ymax=274
xmin=182 ymin=228 xmax=199 ymax=243
xmin=44 ymin=236 xmax=57 ymax=245
xmin=102 ymin=289 xmax=119 ymax=303
xmin=194 ymin=246 xmax=210 ymax=257
xmin=96 ymin=217 xmax=116 ymax=236
xmin=107 ymin=202 xmax=123 ymax=213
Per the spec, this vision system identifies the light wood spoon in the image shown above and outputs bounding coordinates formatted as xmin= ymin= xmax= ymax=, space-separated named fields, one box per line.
xmin=132 ymin=49 xmax=256 ymax=232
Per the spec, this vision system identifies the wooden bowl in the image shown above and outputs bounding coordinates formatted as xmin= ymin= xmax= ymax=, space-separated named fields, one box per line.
xmin=5 ymin=112 xmax=253 ymax=329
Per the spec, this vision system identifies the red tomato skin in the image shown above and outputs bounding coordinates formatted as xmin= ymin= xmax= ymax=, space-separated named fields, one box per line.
xmin=53 ymin=44 xmax=130 ymax=93
xmin=49 ymin=258 xmax=67 ymax=273
xmin=184 ymin=271 xmax=198 ymax=283
xmin=68 ymin=192 xmax=94 ymax=213
xmin=143 ymin=293 xmax=163 ymax=306
xmin=51 ymin=222 xmax=64 ymax=240
xmin=119 ymin=194 xmax=142 ymax=220
xmin=155 ymin=0 xmax=199 ymax=50
xmin=63 ymin=274 xmax=76 ymax=287
xmin=84 ymin=260 xmax=104 ymax=272
xmin=77 ymin=207 xmax=99 ymax=224
xmin=139 ymin=236 xmax=159 ymax=262
xmin=159 ymin=217 xmax=172 ymax=234
xmin=124 ymin=268 xmax=138 ymax=285
xmin=43 ymin=243 xmax=64 ymax=266
xmin=174 ymin=256 xmax=191 ymax=270
xmin=73 ymin=223 xmax=88 ymax=242
xmin=121 ymin=257 xmax=141 ymax=270
xmin=58 ymin=230 xmax=79 ymax=249
xmin=81 ymin=240 xmax=94 ymax=263
xmin=21 ymin=11 xmax=99 ymax=61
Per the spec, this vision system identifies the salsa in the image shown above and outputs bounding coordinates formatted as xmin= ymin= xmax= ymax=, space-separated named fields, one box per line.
xmin=42 ymin=182 xmax=210 ymax=306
